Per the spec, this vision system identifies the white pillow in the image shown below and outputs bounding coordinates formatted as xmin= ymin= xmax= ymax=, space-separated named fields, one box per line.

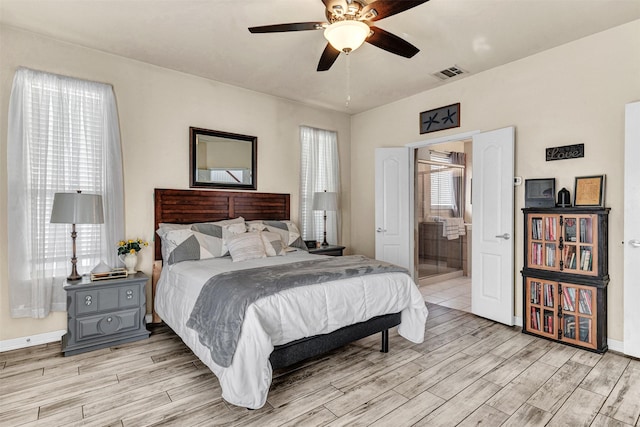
xmin=262 ymin=220 xmax=307 ymax=251
xmin=189 ymin=217 xmax=246 ymax=257
xmin=156 ymin=222 xmax=191 ymax=239
xmin=226 ymin=232 xmax=267 ymax=262
xmin=160 ymin=229 xmax=220 ymax=265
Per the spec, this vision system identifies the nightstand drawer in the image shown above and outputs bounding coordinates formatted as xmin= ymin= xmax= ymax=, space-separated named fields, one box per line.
xmin=76 ymin=285 xmax=140 ymax=315
xmin=75 ymin=308 xmax=140 ymax=341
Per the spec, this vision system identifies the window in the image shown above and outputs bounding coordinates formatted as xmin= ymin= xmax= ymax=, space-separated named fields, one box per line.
xmin=430 ymin=151 xmax=454 ymax=208
xmin=7 ymin=68 xmax=124 ymax=318
xmin=299 ymin=126 xmax=340 ymax=244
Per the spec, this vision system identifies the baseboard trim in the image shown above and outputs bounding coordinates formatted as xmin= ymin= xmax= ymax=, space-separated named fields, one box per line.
xmin=608 ymin=338 xmax=624 ymax=353
xmin=0 ymin=329 xmax=66 ymax=353
xmin=2 ymin=316 xmax=154 ymax=353
xmin=513 ymin=316 xmax=523 ymax=327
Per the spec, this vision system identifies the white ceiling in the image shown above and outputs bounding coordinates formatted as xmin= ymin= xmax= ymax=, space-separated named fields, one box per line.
xmin=1 ymin=0 xmax=639 ymax=113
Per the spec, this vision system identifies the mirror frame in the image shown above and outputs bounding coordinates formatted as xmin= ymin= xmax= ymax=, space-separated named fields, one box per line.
xmin=189 ymin=127 xmax=257 ymax=190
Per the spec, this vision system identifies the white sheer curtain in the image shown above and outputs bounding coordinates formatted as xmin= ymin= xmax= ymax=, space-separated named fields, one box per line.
xmin=7 ymin=67 xmax=124 ymax=318
xmin=299 ymin=126 xmax=340 ymax=244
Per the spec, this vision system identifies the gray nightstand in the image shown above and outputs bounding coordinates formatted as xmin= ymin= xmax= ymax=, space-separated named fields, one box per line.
xmin=308 ymin=245 xmax=345 ymax=256
xmin=62 ymin=272 xmax=150 ymax=356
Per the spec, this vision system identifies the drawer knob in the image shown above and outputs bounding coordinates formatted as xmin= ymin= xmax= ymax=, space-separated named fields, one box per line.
xmin=106 ymin=317 xmax=112 ymax=323
xmin=85 ymin=295 xmax=92 ymax=306
xmin=126 ymin=290 xmax=134 ymax=299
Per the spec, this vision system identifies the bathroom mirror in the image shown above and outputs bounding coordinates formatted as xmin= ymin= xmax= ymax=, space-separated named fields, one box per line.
xmin=189 ymin=127 xmax=257 ymax=190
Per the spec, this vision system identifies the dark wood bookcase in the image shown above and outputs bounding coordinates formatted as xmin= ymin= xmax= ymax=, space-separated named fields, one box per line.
xmin=522 ymin=207 xmax=609 ymax=352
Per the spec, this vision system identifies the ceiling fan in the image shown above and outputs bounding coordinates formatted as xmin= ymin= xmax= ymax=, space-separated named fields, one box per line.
xmin=248 ymin=0 xmax=429 ymax=71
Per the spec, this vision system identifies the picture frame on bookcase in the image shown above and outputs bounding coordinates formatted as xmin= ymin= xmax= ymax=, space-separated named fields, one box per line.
xmin=574 ymin=175 xmax=605 ymax=207
xmin=525 ymin=178 xmax=556 ymax=208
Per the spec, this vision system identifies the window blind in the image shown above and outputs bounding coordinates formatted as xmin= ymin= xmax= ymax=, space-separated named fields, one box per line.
xmin=430 ymin=151 xmax=454 ymax=208
xmin=30 ymin=80 xmax=105 ymax=270
xmin=299 ymin=126 xmax=340 ymax=243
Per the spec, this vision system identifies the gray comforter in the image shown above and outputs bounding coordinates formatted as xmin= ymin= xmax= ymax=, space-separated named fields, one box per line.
xmin=186 ymin=255 xmax=407 ymax=367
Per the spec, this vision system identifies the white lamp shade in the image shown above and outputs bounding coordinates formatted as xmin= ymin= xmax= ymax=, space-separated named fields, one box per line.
xmin=50 ymin=192 xmax=104 ymax=224
xmin=313 ymin=192 xmax=338 ymax=211
xmin=324 ymin=20 xmax=370 ymax=52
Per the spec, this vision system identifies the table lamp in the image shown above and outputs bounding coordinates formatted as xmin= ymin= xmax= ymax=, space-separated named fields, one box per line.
xmin=51 ymin=191 xmax=104 ymax=281
xmin=312 ymin=191 xmax=338 ymax=246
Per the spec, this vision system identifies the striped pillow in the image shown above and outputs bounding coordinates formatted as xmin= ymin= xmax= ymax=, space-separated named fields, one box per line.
xmin=226 ymin=232 xmax=267 ymax=262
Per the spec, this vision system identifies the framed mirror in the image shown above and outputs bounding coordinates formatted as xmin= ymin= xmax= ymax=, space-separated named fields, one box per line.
xmin=189 ymin=127 xmax=257 ymax=190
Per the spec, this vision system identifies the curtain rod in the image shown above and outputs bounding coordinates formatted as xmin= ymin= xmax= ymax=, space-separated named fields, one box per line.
xmin=429 ymin=149 xmax=451 ymax=155
xmin=417 ymin=159 xmax=465 ymax=169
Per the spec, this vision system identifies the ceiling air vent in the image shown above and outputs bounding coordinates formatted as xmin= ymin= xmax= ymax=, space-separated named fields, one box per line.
xmin=433 ymin=66 xmax=467 ymax=80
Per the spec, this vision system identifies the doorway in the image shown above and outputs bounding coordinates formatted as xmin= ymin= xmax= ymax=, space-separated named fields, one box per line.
xmin=415 ymin=140 xmax=472 ymax=312
xmin=381 ymin=127 xmax=513 ymax=324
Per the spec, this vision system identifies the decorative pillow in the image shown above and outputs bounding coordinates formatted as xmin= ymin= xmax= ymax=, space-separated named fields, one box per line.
xmin=262 ymin=220 xmax=308 ymax=251
xmin=156 ymin=222 xmax=191 ymax=239
xmin=226 ymin=232 xmax=267 ymax=262
xmin=190 ymin=217 xmax=246 ymax=257
xmin=246 ymin=220 xmax=268 ymax=232
xmin=260 ymin=231 xmax=286 ymax=257
xmin=160 ymin=229 xmax=223 ymax=265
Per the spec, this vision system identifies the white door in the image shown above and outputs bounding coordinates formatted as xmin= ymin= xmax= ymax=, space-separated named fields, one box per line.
xmin=375 ymin=148 xmax=411 ymax=270
xmin=472 ymin=127 xmax=515 ymax=325
xmin=624 ymin=101 xmax=640 ymax=358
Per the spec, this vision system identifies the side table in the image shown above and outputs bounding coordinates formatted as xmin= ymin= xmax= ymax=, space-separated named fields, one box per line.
xmin=62 ymin=272 xmax=150 ymax=356
xmin=308 ymin=245 xmax=345 ymax=256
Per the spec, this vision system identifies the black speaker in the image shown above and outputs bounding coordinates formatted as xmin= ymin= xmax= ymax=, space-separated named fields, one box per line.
xmin=557 ymin=187 xmax=571 ymax=207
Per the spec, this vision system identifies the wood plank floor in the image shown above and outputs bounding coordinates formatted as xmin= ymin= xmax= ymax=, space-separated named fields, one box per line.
xmin=1 ymin=303 xmax=639 ymax=427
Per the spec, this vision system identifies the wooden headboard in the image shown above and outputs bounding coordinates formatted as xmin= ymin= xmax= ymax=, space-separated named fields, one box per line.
xmin=153 ymin=189 xmax=290 ymax=261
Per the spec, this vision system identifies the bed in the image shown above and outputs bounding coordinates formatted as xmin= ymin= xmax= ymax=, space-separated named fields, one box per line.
xmin=152 ymin=188 xmax=428 ymax=408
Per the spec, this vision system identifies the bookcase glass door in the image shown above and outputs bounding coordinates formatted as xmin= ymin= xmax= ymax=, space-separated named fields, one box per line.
xmin=523 ymin=208 xmax=608 ymax=353
xmin=529 ymin=216 xmax=559 ymax=270
xmin=561 ymin=283 xmax=596 ymax=349
xmin=562 ymin=215 xmax=597 ymax=276
xmin=526 ymin=278 xmax=557 ymax=339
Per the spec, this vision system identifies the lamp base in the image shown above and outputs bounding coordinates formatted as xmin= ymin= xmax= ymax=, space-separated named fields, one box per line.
xmin=322 ymin=211 xmax=329 ymax=246
xmin=67 ymin=258 xmax=82 ymax=281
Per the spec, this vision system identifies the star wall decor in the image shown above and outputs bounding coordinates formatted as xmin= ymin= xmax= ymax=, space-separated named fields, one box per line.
xmin=419 ymin=103 xmax=460 ymax=134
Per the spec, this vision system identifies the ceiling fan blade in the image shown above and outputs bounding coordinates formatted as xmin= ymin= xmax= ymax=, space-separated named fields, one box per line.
xmin=366 ymin=26 xmax=419 ymax=58
xmin=317 ymin=43 xmax=341 ymax=71
xmin=248 ymin=22 xmax=325 ymax=33
xmin=361 ymin=0 xmax=429 ymax=22
xmin=322 ymin=0 xmax=349 ymax=17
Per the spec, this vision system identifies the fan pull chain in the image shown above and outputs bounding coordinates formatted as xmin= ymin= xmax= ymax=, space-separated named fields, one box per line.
xmin=345 ymin=54 xmax=351 ymax=109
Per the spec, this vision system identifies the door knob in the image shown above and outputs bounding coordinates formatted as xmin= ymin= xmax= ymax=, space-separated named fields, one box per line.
xmin=376 ymin=227 xmax=387 ymax=233
xmin=495 ymin=233 xmax=511 ymax=240
xmin=629 ymin=239 xmax=640 ymax=248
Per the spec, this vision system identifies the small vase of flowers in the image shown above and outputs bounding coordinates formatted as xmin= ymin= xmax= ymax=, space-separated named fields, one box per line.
xmin=117 ymin=239 xmax=148 ymax=273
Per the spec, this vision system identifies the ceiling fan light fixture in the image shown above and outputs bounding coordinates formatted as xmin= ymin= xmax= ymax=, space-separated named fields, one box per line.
xmin=324 ymin=20 xmax=369 ymax=53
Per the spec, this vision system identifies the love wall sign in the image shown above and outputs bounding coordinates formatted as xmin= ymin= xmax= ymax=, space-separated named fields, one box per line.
xmin=546 ymin=144 xmax=584 ymax=161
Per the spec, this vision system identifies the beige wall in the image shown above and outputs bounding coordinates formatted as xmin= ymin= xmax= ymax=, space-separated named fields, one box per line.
xmin=2 ymin=21 xmax=639 ymax=345
xmin=0 ymin=26 xmax=351 ymax=341
xmin=350 ymin=20 xmax=640 ymax=342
